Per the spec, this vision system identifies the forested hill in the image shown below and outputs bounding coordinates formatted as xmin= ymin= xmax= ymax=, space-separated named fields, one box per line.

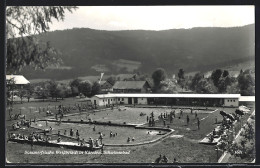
xmin=21 ymin=24 xmax=254 ymax=80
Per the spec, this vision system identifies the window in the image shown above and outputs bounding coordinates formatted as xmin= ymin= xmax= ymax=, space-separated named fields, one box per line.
xmin=103 ymin=100 xmax=104 ymax=102
xmin=227 ymin=100 xmax=229 ymax=102
xmin=118 ymin=98 xmax=120 ymax=101
xmin=141 ymin=98 xmax=143 ymax=100
xmin=111 ymin=99 xmax=112 ymax=101
xmin=122 ymin=98 xmax=124 ymax=101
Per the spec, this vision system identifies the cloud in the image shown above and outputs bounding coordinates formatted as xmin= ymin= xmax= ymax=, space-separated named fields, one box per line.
xmin=49 ymin=6 xmax=254 ymax=31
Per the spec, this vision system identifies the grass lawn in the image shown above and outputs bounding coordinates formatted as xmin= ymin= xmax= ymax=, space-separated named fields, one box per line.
xmin=6 ymin=98 xmax=255 ymax=164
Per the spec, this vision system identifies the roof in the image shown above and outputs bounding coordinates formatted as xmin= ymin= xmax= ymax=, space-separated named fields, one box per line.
xmin=94 ymin=93 xmax=241 ymax=99
xmin=113 ymin=81 xmax=149 ymax=90
xmin=99 ymin=81 xmax=106 ymax=85
xmin=239 ymin=96 xmax=255 ymax=102
xmin=6 ymin=75 xmax=30 ymax=85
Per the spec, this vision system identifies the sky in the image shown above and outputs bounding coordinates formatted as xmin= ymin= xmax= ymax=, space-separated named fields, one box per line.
xmin=49 ymin=6 xmax=255 ymax=31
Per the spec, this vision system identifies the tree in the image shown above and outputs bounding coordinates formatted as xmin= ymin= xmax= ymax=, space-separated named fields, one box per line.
xmin=196 ymin=78 xmax=217 ymax=94
xmin=25 ymin=84 xmax=34 ymax=102
xmin=223 ymin=70 xmax=229 ymax=78
xmin=70 ymin=78 xmax=82 ymax=96
xmin=18 ymin=88 xmax=26 ymax=104
xmin=48 ymin=80 xmax=58 ymax=101
xmin=211 ymin=69 xmax=223 ymax=87
xmin=177 ymin=69 xmax=186 ymax=90
xmin=178 ymin=69 xmax=185 ymax=80
xmin=226 ymin=82 xmax=240 ymax=94
xmin=6 ymin=77 xmax=16 ymax=107
xmin=237 ymin=69 xmax=255 ymax=96
xmin=56 ymin=84 xmax=67 ymax=100
xmin=225 ymin=121 xmax=255 ymax=160
xmin=70 ymin=78 xmax=81 ymax=88
xmin=158 ymin=79 xmax=178 ymax=93
xmin=91 ymin=82 xmax=101 ymax=96
xmin=190 ymin=73 xmax=204 ymax=90
xmin=6 ymin=6 xmax=77 ymax=73
xmin=152 ymin=68 xmax=167 ymax=92
xmin=78 ymin=81 xmax=92 ymax=97
xmin=218 ymin=76 xmax=232 ymax=93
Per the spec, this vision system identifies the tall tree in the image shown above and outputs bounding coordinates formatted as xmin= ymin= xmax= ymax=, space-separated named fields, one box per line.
xmin=18 ymin=88 xmax=26 ymax=104
xmin=25 ymin=84 xmax=34 ymax=102
xmin=237 ymin=69 xmax=255 ymax=96
xmin=190 ymin=73 xmax=204 ymax=90
xmin=91 ymin=81 xmax=101 ymax=96
xmin=48 ymin=80 xmax=58 ymax=101
xmin=152 ymin=68 xmax=167 ymax=92
xmin=178 ymin=69 xmax=185 ymax=80
xmin=78 ymin=81 xmax=92 ymax=97
xmin=6 ymin=6 xmax=77 ymax=73
xmin=223 ymin=70 xmax=229 ymax=78
xmin=211 ymin=69 xmax=223 ymax=87
xmin=70 ymin=78 xmax=82 ymax=96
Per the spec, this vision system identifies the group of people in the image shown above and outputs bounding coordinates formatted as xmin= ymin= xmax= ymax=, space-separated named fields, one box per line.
xmin=154 ymin=154 xmax=177 ymax=163
xmin=147 ymin=112 xmax=155 ymax=127
xmin=9 ymin=131 xmax=52 ymax=144
xmin=127 ymin=137 xmax=135 ymax=142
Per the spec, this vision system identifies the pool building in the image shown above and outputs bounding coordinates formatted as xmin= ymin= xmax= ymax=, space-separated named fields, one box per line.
xmin=89 ymin=94 xmax=241 ymax=107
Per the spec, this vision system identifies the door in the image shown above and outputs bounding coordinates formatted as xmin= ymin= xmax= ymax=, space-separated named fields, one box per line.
xmin=128 ymin=98 xmax=132 ymax=104
xmin=134 ymin=97 xmax=138 ymax=104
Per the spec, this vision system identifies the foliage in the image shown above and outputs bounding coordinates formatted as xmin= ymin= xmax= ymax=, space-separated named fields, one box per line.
xmin=152 ymin=68 xmax=167 ymax=92
xmin=211 ymin=69 xmax=233 ymax=93
xmin=211 ymin=69 xmax=223 ymax=87
xmin=78 ymin=81 xmax=92 ymax=97
xmin=237 ymin=69 xmax=255 ymax=96
xmin=48 ymin=80 xmax=58 ymax=100
xmin=91 ymin=81 xmax=101 ymax=96
xmin=18 ymin=88 xmax=27 ymax=104
xmin=196 ymin=78 xmax=217 ymax=94
xmin=190 ymin=73 xmax=204 ymax=90
xmin=24 ymin=84 xmax=34 ymax=102
xmin=178 ymin=69 xmax=185 ymax=80
xmin=158 ymin=79 xmax=178 ymax=93
xmin=6 ymin=6 xmax=77 ymax=73
xmin=218 ymin=120 xmax=255 ymax=161
xmin=70 ymin=78 xmax=82 ymax=96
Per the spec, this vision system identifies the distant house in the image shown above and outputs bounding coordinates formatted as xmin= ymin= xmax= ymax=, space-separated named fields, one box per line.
xmin=6 ymin=75 xmax=30 ymax=88
xmin=99 ymin=81 xmax=113 ymax=93
xmin=112 ymin=81 xmax=151 ymax=93
xmin=6 ymin=75 xmax=30 ymax=100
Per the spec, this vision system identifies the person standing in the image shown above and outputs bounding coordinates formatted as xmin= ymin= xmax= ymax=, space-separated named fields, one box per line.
xmin=197 ymin=118 xmax=200 ymax=130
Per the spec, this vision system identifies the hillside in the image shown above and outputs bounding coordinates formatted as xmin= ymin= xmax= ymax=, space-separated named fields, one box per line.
xmin=19 ymin=24 xmax=254 ymax=80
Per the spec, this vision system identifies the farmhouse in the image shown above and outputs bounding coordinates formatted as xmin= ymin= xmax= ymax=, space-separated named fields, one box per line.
xmin=6 ymin=75 xmax=30 ymax=87
xmin=90 ymin=93 xmax=240 ymax=107
xmin=112 ymin=81 xmax=151 ymax=93
xmin=99 ymin=81 xmax=113 ymax=93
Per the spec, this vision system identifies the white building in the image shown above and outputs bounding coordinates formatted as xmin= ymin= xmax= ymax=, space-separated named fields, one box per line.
xmin=90 ymin=93 xmax=240 ymax=107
